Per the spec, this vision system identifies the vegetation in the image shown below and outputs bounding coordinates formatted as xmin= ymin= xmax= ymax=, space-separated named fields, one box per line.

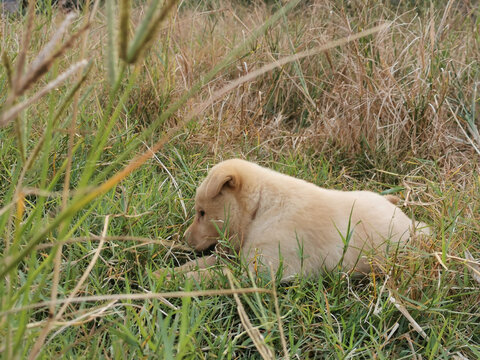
xmin=0 ymin=0 xmax=479 ymax=358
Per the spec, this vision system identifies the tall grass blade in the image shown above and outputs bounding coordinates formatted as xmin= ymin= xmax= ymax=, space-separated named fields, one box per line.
xmin=126 ymin=0 xmax=178 ymax=63
xmin=125 ymin=0 xmax=161 ymax=63
xmin=13 ymin=21 xmax=90 ymax=99
xmin=13 ymin=0 xmax=37 ymax=94
xmin=2 ymin=52 xmax=13 ymax=89
xmin=119 ymin=0 xmax=130 ymax=61
xmin=26 ymin=13 xmax=77 ymax=83
xmin=0 ymin=61 xmax=88 ymax=127
xmin=106 ymin=0 xmax=118 ymax=86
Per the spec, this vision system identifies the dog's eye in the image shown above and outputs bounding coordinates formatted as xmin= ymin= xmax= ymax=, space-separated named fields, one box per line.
xmin=199 ymin=210 xmax=205 ymax=217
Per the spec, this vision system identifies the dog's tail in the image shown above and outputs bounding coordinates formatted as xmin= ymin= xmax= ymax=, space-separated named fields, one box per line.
xmin=384 ymin=194 xmax=400 ymax=205
xmin=384 ymin=194 xmax=432 ymax=236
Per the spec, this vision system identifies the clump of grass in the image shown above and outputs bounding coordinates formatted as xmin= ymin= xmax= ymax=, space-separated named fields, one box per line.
xmin=0 ymin=0 xmax=479 ymax=358
xmin=136 ymin=0 xmax=479 ymax=166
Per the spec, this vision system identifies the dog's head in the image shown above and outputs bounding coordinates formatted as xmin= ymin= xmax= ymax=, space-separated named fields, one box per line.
xmin=184 ymin=160 xmax=256 ymax=252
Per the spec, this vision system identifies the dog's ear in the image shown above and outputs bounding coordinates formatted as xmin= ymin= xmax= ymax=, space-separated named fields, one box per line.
xmin=205 ymin=169 xmax=240 ymax=198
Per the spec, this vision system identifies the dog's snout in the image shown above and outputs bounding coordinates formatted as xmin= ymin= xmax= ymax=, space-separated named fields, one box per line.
xmin=183 ymin=224 xmax=194 ymax=246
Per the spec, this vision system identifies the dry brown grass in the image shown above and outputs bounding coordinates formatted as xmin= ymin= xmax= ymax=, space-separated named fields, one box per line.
xmin=122 ymin=1 xmax=478 ymax=168
xmin=6 ymin=1 xmax=476 ymax=167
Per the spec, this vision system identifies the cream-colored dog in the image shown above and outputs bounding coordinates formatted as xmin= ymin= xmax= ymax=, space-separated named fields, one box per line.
xmin=165 ymin=159 xmax=428 ymax=281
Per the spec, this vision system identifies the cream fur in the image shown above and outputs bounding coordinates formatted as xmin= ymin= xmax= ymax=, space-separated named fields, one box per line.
xmin=165 ymin=159 xmax=429 ymax=281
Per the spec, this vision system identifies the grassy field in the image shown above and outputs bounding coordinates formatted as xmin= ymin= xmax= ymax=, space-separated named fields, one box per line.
xmin=0 ymin=0 xmax=479 ymax=358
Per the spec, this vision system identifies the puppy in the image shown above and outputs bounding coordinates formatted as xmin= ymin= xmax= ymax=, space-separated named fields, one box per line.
xmin=164 ymin=159 xmax=429 ymax=281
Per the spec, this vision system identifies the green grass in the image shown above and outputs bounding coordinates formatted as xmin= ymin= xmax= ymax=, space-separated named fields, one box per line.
xmin=1 ymin=0 xmax=479 ymax=358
